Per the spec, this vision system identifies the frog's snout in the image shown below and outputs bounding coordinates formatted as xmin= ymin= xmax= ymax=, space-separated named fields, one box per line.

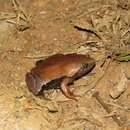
xmin=25 ymin=72 xmax=43 ymax=95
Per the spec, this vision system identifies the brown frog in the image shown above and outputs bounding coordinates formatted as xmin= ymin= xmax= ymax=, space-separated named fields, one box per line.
xmin=25 ymin=53 xmax=95 ymax=100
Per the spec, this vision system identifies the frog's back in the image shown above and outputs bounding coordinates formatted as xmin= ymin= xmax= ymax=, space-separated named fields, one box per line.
xmin=31 ymin=53 xmax=93 ymax=84
xmin=37 ymin=53 xmax=91 ymax=66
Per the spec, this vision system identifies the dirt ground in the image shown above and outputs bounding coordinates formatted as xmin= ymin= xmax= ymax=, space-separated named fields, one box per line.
xmin=0 ymin=0 xmax=130 ymax=130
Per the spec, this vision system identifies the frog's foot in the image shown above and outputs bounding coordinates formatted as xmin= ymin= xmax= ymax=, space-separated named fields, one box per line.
xmin=60 ymin=78 xmax=78 ymax=101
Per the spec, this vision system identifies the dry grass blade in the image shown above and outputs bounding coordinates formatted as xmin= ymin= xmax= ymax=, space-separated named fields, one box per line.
xmin=72 ymin=20 xmax=105 ymax=41
xmin=12 ymin=0 xmax=28 ymax=20
xmin=0 ymin=12 xmax=16 ymax=20
xmin=10 ymin=0 xmax=32 ymax=31
xmin=121 ymin=28 xmax=130 ymax=38
xmin=12 ymin=0 xmax=20 ymax=9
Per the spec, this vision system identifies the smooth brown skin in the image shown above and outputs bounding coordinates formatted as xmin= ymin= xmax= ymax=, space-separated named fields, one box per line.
xmin=25 ymin=53 xmax=95 ymax=101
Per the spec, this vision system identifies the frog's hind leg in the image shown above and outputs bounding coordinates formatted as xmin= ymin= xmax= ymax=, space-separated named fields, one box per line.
xmin=60 ymin=77 xmax=78 ymax=101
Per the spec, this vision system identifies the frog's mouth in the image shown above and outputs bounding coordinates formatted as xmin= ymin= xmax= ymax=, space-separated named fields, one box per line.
xmin=25 ymin=72 xmax=44 ymax=95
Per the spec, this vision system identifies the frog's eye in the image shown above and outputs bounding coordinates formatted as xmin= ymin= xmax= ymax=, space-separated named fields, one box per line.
xmin=36 ymin=59 xmax=44 ymax=66
xmin=82 ymin=64 xmax=88 ymax=69
xmin=25 ymin=73 xmax=43 ymax=95
xmin=81 ymin=62 xmax=95 ymax=73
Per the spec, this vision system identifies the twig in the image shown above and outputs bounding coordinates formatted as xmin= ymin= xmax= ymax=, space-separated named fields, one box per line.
xmin=92 ymin=91 xmax=123 ymax=126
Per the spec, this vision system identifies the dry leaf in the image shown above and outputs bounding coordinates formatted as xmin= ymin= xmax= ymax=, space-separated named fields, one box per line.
xmin=110 ymin=73 xmax=129 ymax=99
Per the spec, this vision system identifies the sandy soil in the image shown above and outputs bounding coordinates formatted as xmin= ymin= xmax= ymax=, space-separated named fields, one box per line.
xmin=0 ymin=0 xmax=130 ymax=130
